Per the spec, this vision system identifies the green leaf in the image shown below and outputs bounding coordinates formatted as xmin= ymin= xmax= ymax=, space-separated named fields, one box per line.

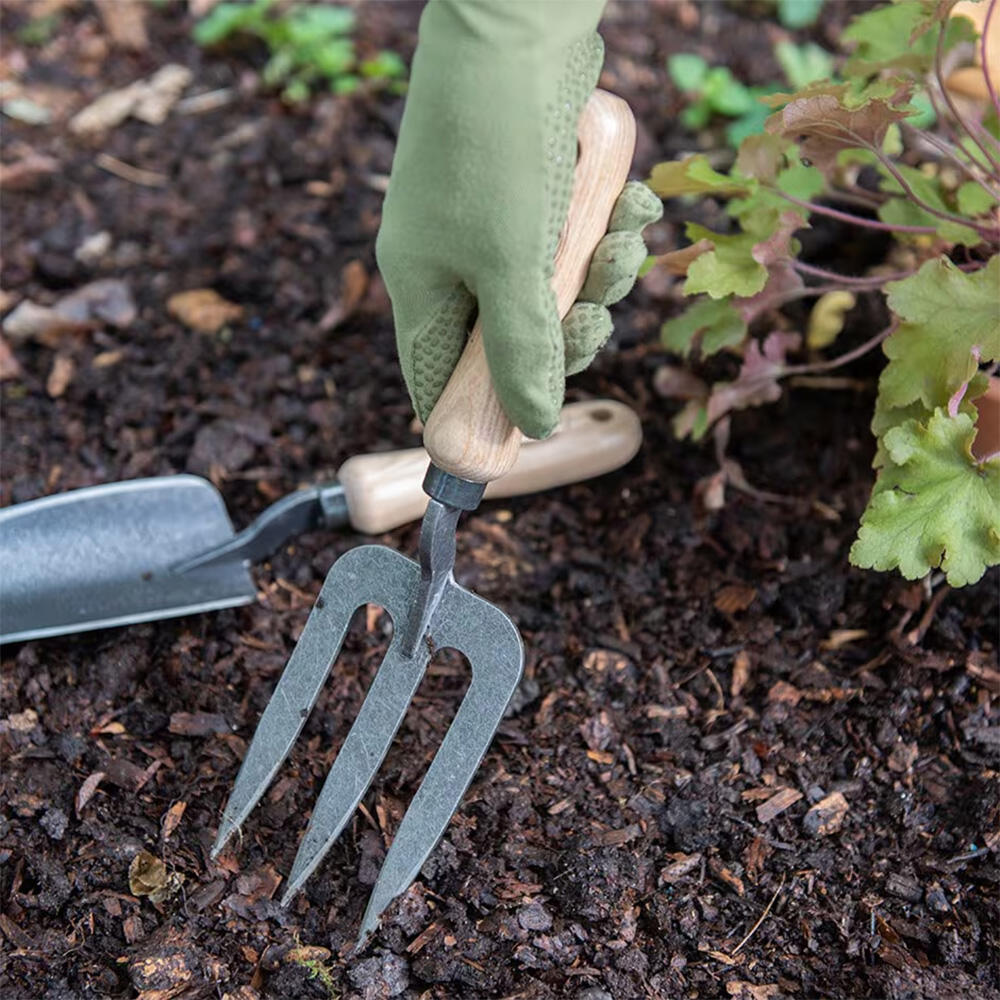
xmin=648 ymin=155 xmax=753 ymax=198
xmin=661 ymin=297 xmax=747 ymax=357
xmin=683 ymin=225 xmax=767 ymax=299
xmin=957 ymin=181 xmax=999 ymax=217
xmin=193 ymin=0 xmax=271 ymax=45
xmin=878 ymin=164 xmax=981 ymax=244
xmin=850 ymin=409 xmax=1000 ymax=586
xmin=725 ymin=101 xmax=771 ymax=148
xmin=887 ymin=255 xmax=1000 ymax=348
xmin=312 ymin=38 xmax=355 ymax=77
xmin=288 ymin=5 xmax=355 ymax=41
xmin=668 ymin=52 xmax=709 ymax=92
xmin=703 ymin=67 xmax=754 ymax=116
xmin=775 ymin=41 xmax=835 ymax=91
xmin=776 ymin=0 xmax=824 ymax=29
xmin=775 ymin=160 xmax=825 ymax=200
xmin=360 ymin=50 xmax=407 ymax=80
xmin=879 ymin=257 xmax=1000 ymax=413
xmin=841 ymin=1 xmax=973 ymax=77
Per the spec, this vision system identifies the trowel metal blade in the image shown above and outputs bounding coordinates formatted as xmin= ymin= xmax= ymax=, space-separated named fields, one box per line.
xmin=0 ymin=476 xmax=256 ymax=644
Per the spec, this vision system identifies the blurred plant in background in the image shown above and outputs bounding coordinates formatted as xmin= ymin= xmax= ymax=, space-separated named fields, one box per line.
xmin=650 ymin=0 xmax=1000 ymax=588
xmin=194 ymin=0 xmax=406 ymax=102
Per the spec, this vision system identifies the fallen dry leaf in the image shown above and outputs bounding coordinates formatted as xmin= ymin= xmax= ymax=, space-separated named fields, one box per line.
xmin=318 ymin=259 xmax=369 ymax=332
xmin=803 ymin=791 xmax=849 ymax=836
xmin=167 ymin=289 xmax=243 ymax=334
xmin=129 ymin=850 xmax=184 ymax=903
xmin=161 ymin=801 xmax=187 ymax=841
xmin=46 ymin=353 xmax=75 ymax=397
xmin=75 ymin=771 xmax=106 ymax=816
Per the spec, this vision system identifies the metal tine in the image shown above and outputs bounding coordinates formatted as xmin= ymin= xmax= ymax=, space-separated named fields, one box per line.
xmin=212 ymin=544 xmax=422 ymax=858
xmin=281 ymin=635 xmax=429 ymax=903
xmin=356 ymin=585 xmax=523 ymax=943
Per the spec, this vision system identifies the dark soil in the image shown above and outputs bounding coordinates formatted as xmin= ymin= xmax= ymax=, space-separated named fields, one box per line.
xmin=2 ymin=3 xmax=998 ymax=999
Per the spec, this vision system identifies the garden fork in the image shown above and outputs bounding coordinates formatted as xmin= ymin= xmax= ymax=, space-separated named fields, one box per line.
xmin=211 ymin=89 xmax=636 ymax=943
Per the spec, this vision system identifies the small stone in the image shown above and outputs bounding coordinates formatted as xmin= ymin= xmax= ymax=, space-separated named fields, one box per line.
xmin=926 ymin=884 xmax=950 ymax=914
xmin=577 ymin=989 xmax=613 ymax=1000
xmin=886 ymin=872 xmax=923 ymax=903
xmin=39 ymin=807 xmax=68 ymax=841
xmin=518 ymin=901 xmax=553 ymax=932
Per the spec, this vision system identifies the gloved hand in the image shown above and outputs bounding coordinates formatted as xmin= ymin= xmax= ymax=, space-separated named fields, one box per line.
xmin=376 ymin=0 xmax=662 ymax=440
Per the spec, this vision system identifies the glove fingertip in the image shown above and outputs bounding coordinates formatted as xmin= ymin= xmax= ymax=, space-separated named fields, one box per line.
xmin=609 ymin=181 xmax=664 ymax=233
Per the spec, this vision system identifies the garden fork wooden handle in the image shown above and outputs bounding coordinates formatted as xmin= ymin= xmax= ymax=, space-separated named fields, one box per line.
xmin=422 ymin=89 xmax=637 ymax=483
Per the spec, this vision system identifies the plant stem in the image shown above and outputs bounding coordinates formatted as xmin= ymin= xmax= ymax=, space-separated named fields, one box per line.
xmin=777 ymin=191 xmax=940 ymax=234
xmin=984 ymin=0 xmax=1000 ymax=119
xmin=783 ymin=321 xmax=897 ymax=376
xmin=867 ymin=140 xmax=1000 ymax=239
xmin=792 ymin=260 xmax=913 ymax=286
xmin=935 ymin=15 xmax=1000 ymax=174
xmin=906 ymin=125 xmax=1000 ymax=202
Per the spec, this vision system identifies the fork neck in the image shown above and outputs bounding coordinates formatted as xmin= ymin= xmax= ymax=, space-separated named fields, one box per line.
xmin=422 ymin=464 xmax=486 ymax=511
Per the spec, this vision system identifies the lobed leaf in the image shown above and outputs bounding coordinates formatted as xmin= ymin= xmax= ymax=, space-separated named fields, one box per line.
xmin=765 ymin=82 xmax=911 ymax=175
xmin=851 ymin=409 xmax=1000 ymax=586
xmin=661 ymin=297 xmax=747 ymax=357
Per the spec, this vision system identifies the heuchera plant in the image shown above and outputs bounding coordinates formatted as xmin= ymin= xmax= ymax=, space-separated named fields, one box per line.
xmin=649 ymin=0 xmax=1000 ymax=588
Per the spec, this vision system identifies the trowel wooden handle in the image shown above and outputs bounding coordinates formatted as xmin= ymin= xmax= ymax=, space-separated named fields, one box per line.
xmin=422 ymin=89 xmax=637 ymax=483
xmin=338 ymin=399 xmax=641 ymax=535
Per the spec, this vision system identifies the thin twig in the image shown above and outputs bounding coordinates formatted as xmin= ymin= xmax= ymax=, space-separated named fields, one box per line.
xmin=95 ymin=153 xmax=167 ymax=187
xmin=732 ymin=874 xmax=787 ymax=956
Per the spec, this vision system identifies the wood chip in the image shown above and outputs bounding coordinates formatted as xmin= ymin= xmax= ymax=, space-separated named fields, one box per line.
xmin=731 ymin=650 xmax=751 ymax=698
xmin=46 ymin=352 xmax=75 ymax=398
xmin=96 ymin=0 xmax=148 ymax=50
xmin=167 ymin=289 xmax=242 ymax=333
xmin=659 ymin=852 xmax=702 ymax=884
xmin=0 ymin=335 xmax=21 ymax=381
xmin=714 ymin=583 xmax=757 ymax=614
xmin=767 ymin=680 xmax=802 ymax=705
xmin=407 ymin=922 xmax=441 ymax=955
xmin=756 ymin=787 xmax=803 ymax=824
xmin=802 ymin=791 xmax=849 ymax=837
xmin=820 ymin=629 xmax=869 ymax=650
xmin=168 ymin=711 xmax=230 ymax=737
xmin=726 ymin=982 xmax=781 ymax=1000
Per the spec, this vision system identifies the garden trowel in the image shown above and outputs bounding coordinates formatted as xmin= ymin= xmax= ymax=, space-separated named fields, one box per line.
xmin=211 ymin=90 xmax=637 ymax=943
xmin=0 ymin=398 xmax=640 ymax=644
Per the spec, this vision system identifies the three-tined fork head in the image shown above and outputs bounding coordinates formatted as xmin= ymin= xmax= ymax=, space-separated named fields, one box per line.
xmin=211 ymin=517 xmax=524 ymax=943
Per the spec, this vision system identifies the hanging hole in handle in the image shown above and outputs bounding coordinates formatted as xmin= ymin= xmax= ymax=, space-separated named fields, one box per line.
xmin=589 ymin=407 xmax=613 ymax=422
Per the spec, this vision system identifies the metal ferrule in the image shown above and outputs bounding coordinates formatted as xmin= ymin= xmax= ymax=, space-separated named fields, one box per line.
xmin=422 ymin=464 xmax=486 ymax=511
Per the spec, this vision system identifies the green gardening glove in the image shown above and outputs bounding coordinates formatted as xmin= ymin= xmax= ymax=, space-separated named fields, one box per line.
xmin=376 ymin=0 xmax=662 ymax=440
